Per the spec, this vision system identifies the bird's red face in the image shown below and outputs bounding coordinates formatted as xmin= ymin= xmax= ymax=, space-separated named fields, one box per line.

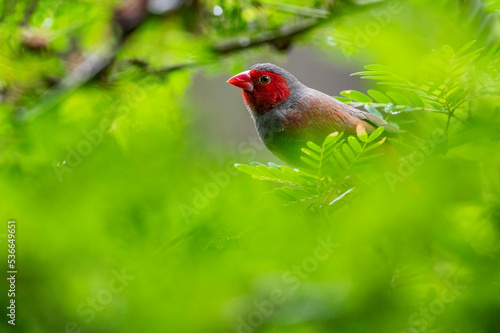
xmin=227 ymin=70 xmax=291 ymax=114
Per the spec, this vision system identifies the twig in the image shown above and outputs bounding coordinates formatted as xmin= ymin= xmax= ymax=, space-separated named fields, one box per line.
xmin=15 ymin=0 xmax=384 ymax=121
xmin=20 ymin=0 xmax=40 ymax=26
xmin=445 ymin=112 xmax=452 ymax=133
xmin=16 ymin=0 xmax=151 ymax=121
xmin=214 ymin=19 xmax=321 ymax=54
xmin=131 ymin=2 xmax=385 ymax=75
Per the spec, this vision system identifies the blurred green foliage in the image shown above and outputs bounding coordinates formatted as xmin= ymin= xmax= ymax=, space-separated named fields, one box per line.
xmin=0 ymin=0 xmax=499 ymax=332
xmin=236 ymin=125 xmax=388 ymax=214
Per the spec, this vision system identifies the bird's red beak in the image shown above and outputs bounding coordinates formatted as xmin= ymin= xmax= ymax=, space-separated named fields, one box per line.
xmin=227 ymin=71 xmax=253 ymax=92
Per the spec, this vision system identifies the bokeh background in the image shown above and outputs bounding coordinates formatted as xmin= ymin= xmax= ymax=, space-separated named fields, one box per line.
xmin=1 ymin=0 xmax=499 ymax=332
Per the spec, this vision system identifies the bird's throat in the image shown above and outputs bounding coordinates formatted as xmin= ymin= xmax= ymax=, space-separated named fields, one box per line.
xmin=242 ymin=87 xmax=291 ymax=114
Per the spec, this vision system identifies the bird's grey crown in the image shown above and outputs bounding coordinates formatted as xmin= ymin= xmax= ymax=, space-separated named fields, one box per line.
xmin=249 ymin=63 xmax=302 ymax=87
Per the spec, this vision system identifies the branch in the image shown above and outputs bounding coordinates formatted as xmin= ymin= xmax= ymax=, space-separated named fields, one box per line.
xmin=125 ymin=19 xmax=327 ymax=75
xmin=214 ymin=19 xmax=322 ymax=54
xmin=20 ymin=0 xmax=40 ymax=26
xmin=15 ymin=0 xmax=385 ymax=121
xmin=130 ymin=1 xmax=385 ymax=75
xmin=16 ymin=0 xmax=152 ymax=121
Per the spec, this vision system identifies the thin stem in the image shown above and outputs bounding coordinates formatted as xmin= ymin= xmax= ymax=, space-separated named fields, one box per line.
xmin=445 ymin=113 xmax=452 ymax=134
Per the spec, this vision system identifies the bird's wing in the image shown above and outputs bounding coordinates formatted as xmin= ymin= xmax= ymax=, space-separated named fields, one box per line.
xmin=282 ymin=89 xmax=402 ymax=143
xmin=343 ymin=105 xmax=403 ymax=134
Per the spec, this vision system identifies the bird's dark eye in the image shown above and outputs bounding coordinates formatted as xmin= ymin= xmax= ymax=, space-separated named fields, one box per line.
xmin=259 ymin=75 xmax=271 ymax=84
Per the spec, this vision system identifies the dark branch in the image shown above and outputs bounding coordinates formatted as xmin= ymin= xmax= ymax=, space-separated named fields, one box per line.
xmin=20 ymin=0 xmax=40 ymax=26
xmin=16 ymin=0 xmax=383 ymax=121
xmin=214 ymin=19 xmax=320 ymax=54
xmin=16 ymin=0 xmax=152 ymax=121
xmin=124 ymin=19 xmax=325 ymax=75
xmin=129 ymin=1 xmax=384 ymax=75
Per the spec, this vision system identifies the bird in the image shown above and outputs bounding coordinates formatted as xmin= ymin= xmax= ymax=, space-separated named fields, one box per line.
xmin=227 ymin=63 xmax=402 ymax=166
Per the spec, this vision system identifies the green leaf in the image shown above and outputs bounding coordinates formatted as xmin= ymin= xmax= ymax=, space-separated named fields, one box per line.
xmin=279 ymin=187 xmax=309 ymax=200
xmin=357 ymin=75 xmax=392 ymax=81
xmin=268 ymin=167 xmax=286 ymax=179
xmin=451 ymin=49 xmax=483 ymax=70
xmin=334 ymin=151 xmax=349 ymax=169
xmin=340 ymin=90 xmax=373 ymax=103
xmin=348 ymin=136 xmax=362 ymax=153
xmin=306 ymin=141 xmax=322 ymax=153
xmin=351 ymin=71 xmax=386 ymax=76
xmin=273 ymin=188 xmax=298 ymax=202
xmin=322 ymin=140 xmax=344 ymax=162
xmin=364 ymin=64 xmax=390 ymax=71
xmin=342 ymin=144 xmax=355 ymax=162
xmin=273 ymin=187 xmax=318 ymax=202
xmin=326 ymin=157 xmax=342 ymax=174
xmin=387 ymin=91 xmax=409 ymax=105
xmin=356 ymin=124 xmax=368 ymax=143
xmin=357 ymin=153 xmax=384 ymax=163
xmin=408 ymin=90 xmax=425 ymax=107
xmin=280 ymin=166 xmax=301 ymax=183
xmin=364 ymin=104 xmax=384 ymax=118
xmin=364 ymin=137 xmax=387 ymax=152
xmin=297 ymin=169 xmax=318 ymax=182
xmin=235 ymin=164 xmax=263 ymax=177
xmin=367 ymin=127 xmax=385 ymax=142
xmin=324 ymin=132 xmax=343 ymax=146
xmin=456 ymin=40 xmax=476 ymax=56
xmin=368 ymin=90 xmax=392 ymax=103
xmin=256 ymin=165 xmax=275 ymax=178
xmin=249 ymin=162 xmax=265 ymax=167
xmin=334 ymin=96 xmax=352 ymax=103
xmin=388 ymin=121 xmax=400 ymax=130
xmin=300 ymin=156 xmax=320 ymax=169
xmin=441 ymin=45 xmax=455 ymax=57
xmin=301 ymin=148 xmax=320 ymax=161
xmin=267 ymin=162 xmax=281 ymax=169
